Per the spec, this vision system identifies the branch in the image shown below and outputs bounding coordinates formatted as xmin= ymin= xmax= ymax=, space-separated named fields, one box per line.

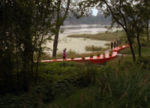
xmin=56 ymin=0 xmax=61 ymax=27
xmin=104 ymin=0 xmax=127 ymax=32
xmin=118 ymin=0 xmax=127 ymax=28
xmin=62 ymin=0 xmax=71 ymax=23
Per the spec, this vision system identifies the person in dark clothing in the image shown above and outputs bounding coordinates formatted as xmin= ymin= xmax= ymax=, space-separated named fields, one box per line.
xmin=62 ymin=48 xmax=67 ymax=59
xmin=111 ymin=42 xmax=114 ymax=49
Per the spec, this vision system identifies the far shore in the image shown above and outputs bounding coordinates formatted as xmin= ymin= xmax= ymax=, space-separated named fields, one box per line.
xmin=67 ymin=30 xmax=126 ymax=41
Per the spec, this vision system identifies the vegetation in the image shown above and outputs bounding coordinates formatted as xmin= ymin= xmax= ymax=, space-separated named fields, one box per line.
xmin=64 ymin=12 xmax=111 ymax=25
xmin=0 ymin=62 xmax=97 ymax=107
xmin=0 ymin=41 xmax=149 ymax=107
xmin=52 ymin=0 xmax=71 ymax=58
xmin=0 ymin=0 xmax=56 ymax=94
xmin=85 ymin=45 xmax=107 ymax=52
xmin=121 ymin=41 xmax=150 ymax=56
xmin=56 ymin=50 xmax=101 ymax=59
xmin=0 ymin=0 xmax=150 ymax=108
xmin=68 ymin=30 xmax=126 ymax=41
xmin=79 ymin=0 xmax=150 ymax=61
xmin=48 ymin=57 xmax=150 ymax=108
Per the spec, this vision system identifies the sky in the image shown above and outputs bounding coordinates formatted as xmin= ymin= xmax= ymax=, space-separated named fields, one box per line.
xmin=92 ymin=8 xmax=98 ymax=16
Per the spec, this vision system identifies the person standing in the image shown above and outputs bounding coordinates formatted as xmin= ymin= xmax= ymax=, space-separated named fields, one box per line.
xmin=62 ymin=48 xmax=67 ymax=59
xmin=111 ymin=41 xmax=114 ymax=49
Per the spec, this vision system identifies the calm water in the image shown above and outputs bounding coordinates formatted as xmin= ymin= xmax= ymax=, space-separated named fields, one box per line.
xmin=45 ymin=25 xmax=118 ymax=56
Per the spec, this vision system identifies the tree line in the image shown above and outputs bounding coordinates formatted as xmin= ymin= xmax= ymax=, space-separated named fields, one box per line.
xmin=64 ymin=12 xmax=111 ymax=25
xmin=0 ymin=0 xmax=150 ymax=94
xmin=0 ymin=0 xmax=72 ymax=94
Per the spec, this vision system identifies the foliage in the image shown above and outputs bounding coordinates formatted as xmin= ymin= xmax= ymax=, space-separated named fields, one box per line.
xmin=0 ymin=62 xmax=98 ymax=108
xmin=48 ymin=56 xmax=150 ymax=108
xmin=0 ymin=41 xmax=149 ymax=108
xmin=0 ymin=0 xmax=55 ymax=94
xmin=64 ymin=13 xmax=111 ymax=25
xmin=78 ymin=0 xmax=150 ymax=61
xmin=52 ymin=0 xmax=71 ymax=58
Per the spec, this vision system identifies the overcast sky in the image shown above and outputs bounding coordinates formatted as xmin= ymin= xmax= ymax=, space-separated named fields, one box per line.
xmin=92 ymin=8 xmax=98 ymax=16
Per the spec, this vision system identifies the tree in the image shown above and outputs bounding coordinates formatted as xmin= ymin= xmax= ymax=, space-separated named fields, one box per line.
xmin=0 ymin=0 xmax=55 ymax=93
xmin=79 ymin=0 xmax=147 ymax=61
xmin=31 ymin=0 xmax=55 ymax=82
xmin=52 ymin=0 xmax=71 ymax=58
xmin=143 ymin=0 xmax=150 ymax=41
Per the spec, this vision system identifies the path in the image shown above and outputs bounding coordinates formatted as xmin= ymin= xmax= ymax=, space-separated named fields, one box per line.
xmin=41 ymin=45 xmax=129 ymax=64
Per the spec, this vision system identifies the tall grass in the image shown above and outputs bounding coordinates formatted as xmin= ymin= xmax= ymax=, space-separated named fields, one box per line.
xmin=48 ymin=57 xmax=150 ymax=108
xmin=85 ymin=45 xmax=108 ymax=52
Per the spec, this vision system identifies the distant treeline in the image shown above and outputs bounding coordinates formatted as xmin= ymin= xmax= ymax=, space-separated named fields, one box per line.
xmin=64 ymin=13 xmax=111 ymax=25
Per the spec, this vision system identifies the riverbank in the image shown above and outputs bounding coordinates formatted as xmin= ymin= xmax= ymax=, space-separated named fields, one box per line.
xmin=68 ymin=30 xmax=126 ymax=41
xmin=42 ymin=31 xmax=125 ymax=59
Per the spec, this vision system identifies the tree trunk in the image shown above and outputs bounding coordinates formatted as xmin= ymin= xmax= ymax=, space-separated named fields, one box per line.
xmin=52 ymin=0 xmax=70 ymax=58
xmin=22 ymin=32 xmax=33 ymax=91
xmin=137 ymin=33 xmax=142 ymax=57
xmin=146 ymin=20 xmax=149 ymax=41
xmin=52 ymin=27 xmax=60 ymax=58
xmin=35 ymin=49 xmax=41 ymax=83
xmin=52 ymin=0 xmax=61 ymax=58
xmin=127 ymin=35 xmax=136 ymax=62
xmin=35 ymin=35 xmax=44 ymax=83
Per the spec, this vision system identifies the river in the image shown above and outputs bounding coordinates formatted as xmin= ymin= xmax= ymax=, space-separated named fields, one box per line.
xmin=45 ymin=25 xmax=118 ymax=56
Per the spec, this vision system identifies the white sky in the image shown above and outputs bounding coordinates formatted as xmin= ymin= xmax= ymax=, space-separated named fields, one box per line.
xmin=92 ymin=8 xmax=98 ymax=16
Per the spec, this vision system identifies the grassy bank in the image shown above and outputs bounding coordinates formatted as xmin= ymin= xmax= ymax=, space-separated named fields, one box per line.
xmin=85 ymin=45 xmax=108 ymax=52
xmin=68 ymin=30 xmax=126 ymax=41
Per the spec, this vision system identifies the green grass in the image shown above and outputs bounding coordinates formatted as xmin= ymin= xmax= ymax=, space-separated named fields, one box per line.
xmin=1 ymin=54 xmax=150 ymax=108
xmin=47 ymin=56 xmax=150 ymax=108
xmin=120 ymin=40 xmax=150 ymax=56
xmin=46 ymin=41 xmax=150 ymax=108
xmin=68 ymin=30 xmax=126 ymax=41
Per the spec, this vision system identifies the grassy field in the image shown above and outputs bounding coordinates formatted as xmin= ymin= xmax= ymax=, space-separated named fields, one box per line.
xmin=68 ymin=30 xmax=126 ymax=41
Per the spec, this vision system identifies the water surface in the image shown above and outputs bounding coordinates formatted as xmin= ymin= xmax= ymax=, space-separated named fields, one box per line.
xmin=45 ymin=25 xmax=118 ymax=56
